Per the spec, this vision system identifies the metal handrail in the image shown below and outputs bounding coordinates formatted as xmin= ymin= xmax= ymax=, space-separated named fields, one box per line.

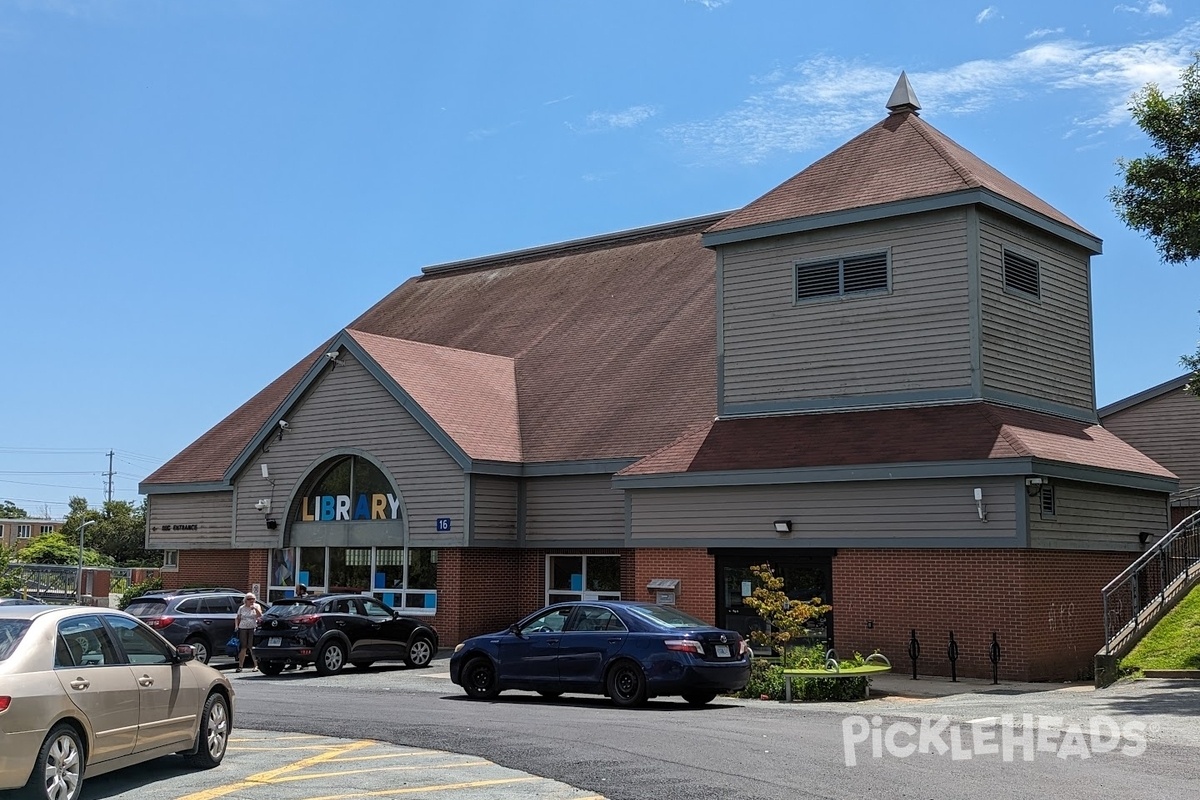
xmin=1101 ymin=510 xmax=1200 ymax=655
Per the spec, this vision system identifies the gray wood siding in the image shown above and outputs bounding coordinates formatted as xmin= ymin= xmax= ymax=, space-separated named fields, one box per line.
xmin=978 ymin=211 xmax=1094 ymax=412
xmin=1029 ymin=481 xmax=1167 ymax=552
xmin=473 ymin=475 xmax=518 ymax=543
xmin=629 ymin=479 xmax=1016 ymax=545
xmin=146 ymin=492 xmax=233 ymax=549
xmin=230 ymin=354 xmax=465 ymax=549
xmin=524 ymin=475 xmax=624 ymax=543
xmin=1102 ymin=390 xmax=1200 ymax=490
xmin=720 ymin=210 xmax=972 ymax=408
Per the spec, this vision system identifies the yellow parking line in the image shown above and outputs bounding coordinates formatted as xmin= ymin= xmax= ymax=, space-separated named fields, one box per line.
xmin=229 ymin=745 xmax=350 ymax=752
xmin=304 ymin=776 xmax=540 ymax=800
xmin=175 ymin=740 xmax=376 ymax=800
xmin=269 ymin=761 xmax=491 ymax=783
xmin=326 ymin=751 xmax=441 ymax=762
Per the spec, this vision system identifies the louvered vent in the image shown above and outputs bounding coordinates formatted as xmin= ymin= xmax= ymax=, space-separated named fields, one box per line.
xmin=795 ymin=252 xmax=888 ymax=301
xmin=1004 ymin=249 xmax=1040 ymax=298
xmin=1040 ymin=485 xmax=1056 ymax=516
xmin=842 ymin=252 xmax=888 ymax=294
xmin=795 ymin=260 xmax=841 ymax=299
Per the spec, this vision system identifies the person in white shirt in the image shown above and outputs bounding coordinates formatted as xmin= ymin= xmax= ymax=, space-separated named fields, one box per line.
xmin=236 ymin=593 xmax=262 ymax=672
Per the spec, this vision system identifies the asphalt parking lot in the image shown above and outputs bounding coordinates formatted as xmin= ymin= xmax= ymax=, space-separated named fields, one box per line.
xmin=78 ymin=731 xmax=607 ymax=800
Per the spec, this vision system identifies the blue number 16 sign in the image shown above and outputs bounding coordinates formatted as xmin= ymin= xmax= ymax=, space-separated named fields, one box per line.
xmin=435 ymin=517 xmax=452 ymax=532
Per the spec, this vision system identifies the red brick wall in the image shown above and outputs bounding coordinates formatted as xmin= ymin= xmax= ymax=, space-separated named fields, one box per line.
xmin=627 ymin=548 xmax=716 ymax=622
xmin=430 ymin=547 xmax=719 ymax=646
xmin=832 ymin=549 xmax=1135 ymax=681
xmin=169 ymin=550 xmax=263 ymax=593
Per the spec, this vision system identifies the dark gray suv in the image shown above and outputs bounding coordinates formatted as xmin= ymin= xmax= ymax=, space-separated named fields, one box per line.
xmin=124 ymin=587 xmax=255 ymax=664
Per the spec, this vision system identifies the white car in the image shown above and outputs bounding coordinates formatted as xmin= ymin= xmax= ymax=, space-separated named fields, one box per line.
xmin=0 ymin=604 xmax=234 ymax=800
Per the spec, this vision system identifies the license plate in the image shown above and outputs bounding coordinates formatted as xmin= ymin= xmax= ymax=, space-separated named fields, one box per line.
xmin=268 ymin=637 xmax=282 ymax=647
xmin=715 ymin=644 xmax=730 ymax=658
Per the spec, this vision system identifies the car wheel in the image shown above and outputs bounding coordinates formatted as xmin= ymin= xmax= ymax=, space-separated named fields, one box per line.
xmin=21 ymin=723 xmax=85 ymax=800
xmin=537 ymin=691 xmax=562 ymax=699
xmin=185 ymin=635 xmax=211 ymax=665
xmin=607 ymin=661 xmax=648 ymax=707
xmin=404 ymin=636 xmax=434 ymax=668
xmin=316 ymin=640 xmax=346 ymax=675
xmin=258 ymin=660 xmax=284 ymax=676
xmin=681 ymin=691 xmax=717 ymax=706
xmin=352 ymin=661 xmax=375 ymax=670
xmin=184 ymin=693 xmax=230 ymax=769
xmin=462 ymin=656 xmax=500 ymax=700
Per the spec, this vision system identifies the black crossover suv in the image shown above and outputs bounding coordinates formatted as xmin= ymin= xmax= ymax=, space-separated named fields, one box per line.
xmin=124 ymin=587 xmax=256 ymax=664
xmin=252 ymin=593 xmax=439 ymax=675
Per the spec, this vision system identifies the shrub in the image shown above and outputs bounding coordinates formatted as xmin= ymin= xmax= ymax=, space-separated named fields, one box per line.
xmin=118 ymin=575 xmax=164 ymax=610
xmin=734 ymin=644 xmax=871 ymax=702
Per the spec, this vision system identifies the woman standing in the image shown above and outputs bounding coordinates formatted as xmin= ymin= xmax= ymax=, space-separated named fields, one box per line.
xmin=236 ymin=593 xmax=262 ymax=672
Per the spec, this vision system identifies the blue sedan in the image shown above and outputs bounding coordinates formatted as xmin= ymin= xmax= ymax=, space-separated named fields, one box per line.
xmin=449 ymin=601 xmax=750 ymax=707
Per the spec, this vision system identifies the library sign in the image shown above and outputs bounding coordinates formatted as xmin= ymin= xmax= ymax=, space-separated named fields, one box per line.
xmin=299 ymin=493 xmax=402 ymax=522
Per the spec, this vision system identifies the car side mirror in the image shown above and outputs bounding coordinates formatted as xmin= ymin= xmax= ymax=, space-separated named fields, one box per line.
xmin=175 ymin=644 xmax=196 ymax=663
xmin=508 ymin=623 xmax=523 ymax=637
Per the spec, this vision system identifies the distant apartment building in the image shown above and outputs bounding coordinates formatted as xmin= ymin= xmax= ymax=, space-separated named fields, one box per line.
xmin=0 ymin=518 xmax=64 ymax=551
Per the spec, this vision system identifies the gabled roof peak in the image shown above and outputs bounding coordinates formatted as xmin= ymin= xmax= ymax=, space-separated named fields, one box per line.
xmin=886 ymin=71 xmax=921 ymax=115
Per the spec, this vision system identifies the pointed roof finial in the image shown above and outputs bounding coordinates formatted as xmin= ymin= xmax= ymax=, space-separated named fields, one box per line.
xmin=886 ymin=71 xmax=921 ymax=115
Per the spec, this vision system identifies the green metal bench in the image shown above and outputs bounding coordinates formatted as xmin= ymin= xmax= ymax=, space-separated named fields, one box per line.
xmin=781 ymin=652 xmax=891 ymax=701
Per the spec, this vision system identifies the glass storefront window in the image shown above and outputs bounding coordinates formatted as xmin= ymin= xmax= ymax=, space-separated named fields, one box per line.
xmin=547 ymin=555 xmax=621 ymax=605
xmin=271 ymin=549 xmax=296 ymax=587
xmin=550 ymin=556 xmax=583 ymax=592
xmin=299 ymin=548 xmax=326 ymax=589
xmin=329 ymin=547 xmax=371 ymax=593
xmin=270 ymin=545 xmax=438 ymax=615
xmin=375 ymin=547 xmax=404 ymax=590
xmin=408 ymin=549 xmax=437 ymax=590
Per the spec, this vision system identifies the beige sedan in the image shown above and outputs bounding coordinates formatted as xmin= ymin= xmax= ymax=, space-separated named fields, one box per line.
xmin=0 ymin=605 xmax=234 ymax=800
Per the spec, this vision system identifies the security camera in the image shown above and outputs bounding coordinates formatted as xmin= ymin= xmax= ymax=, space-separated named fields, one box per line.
xmin=278 ymin=419 xmax=289 ymax=430
xmin=1025 ymin=477 xmax=1045 ymax=486
xmin=324 ymin=351 xmax=341 ymax=360
xmin=254 ymin=499 xmax=271 ymax=513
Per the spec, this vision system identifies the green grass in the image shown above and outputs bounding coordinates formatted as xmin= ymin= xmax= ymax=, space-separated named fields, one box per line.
xmin=1120 ymin=583 xmax=1200 ymax=672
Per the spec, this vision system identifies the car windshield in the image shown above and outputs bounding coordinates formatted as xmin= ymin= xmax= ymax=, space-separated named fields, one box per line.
xmin=124 ymin=599 xmax=167 ymax=616
xmin=0 ymin=619 xmax=32 ymax=661
xmin=265 ymin=601 xmax=318 ymax=618
xmin=626 ymin=604 xmax=713 ymax=629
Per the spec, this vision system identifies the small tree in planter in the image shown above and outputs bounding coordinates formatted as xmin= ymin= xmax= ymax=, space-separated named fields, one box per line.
xmin=743 ymin=563 xmax=831 ymax=665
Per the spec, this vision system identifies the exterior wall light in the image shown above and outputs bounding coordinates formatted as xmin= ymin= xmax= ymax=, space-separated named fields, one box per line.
xmin=773 ymin=519 xmax=792 ymax=534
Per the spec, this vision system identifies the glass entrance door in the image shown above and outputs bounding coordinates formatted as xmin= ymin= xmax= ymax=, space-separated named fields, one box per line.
xmin=715 ymin=552 xmax=833 ymax=653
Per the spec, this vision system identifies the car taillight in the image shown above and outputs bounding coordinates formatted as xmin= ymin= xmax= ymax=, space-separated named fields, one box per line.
xmin=0 ymin=696 xmax=10 ymax=712
xmin=738 ymin=640 xmax=748 ymax=656
xmin=292 ymin=615 xmax=320 ymax=625
xmin=664 ymin=639 xmax=705 ymax=655
xmin=145 ymin=616 xmax=174 ymax=629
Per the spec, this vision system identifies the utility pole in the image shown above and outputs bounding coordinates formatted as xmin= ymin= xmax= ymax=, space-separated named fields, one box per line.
xmin=105 ymin=450 xmax=115 ymax=505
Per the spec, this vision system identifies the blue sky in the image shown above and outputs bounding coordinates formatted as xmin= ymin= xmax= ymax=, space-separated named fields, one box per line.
xmin=2 ymin=0 xmax=1199 ymax=516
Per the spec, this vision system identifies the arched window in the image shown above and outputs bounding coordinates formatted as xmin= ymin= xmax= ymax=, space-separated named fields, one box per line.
xmin=268 ymin=455 xmax=436 ymax=613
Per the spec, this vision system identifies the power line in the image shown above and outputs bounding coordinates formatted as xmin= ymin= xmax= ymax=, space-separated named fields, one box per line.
xmin=0 ymin=471 xmax=102 ymax=476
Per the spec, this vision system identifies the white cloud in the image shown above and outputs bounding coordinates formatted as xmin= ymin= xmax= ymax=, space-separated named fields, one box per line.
xmin=663 ymin=21 xmax=1200 ymax=163
xmin=586 ymin=105 xmax=658 ymax=130
xmin=1115 ymin=1 xmax=1171 ymax=14
xmin=686 ymin=0 xmax=730 ymax=8
xmin=976 ymin=6 xmax=999 ymax=23
xmin=1026 ymin=27 xmax=1065 ymax=39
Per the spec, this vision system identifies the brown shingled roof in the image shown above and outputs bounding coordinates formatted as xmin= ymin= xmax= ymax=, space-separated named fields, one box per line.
xmin=347 ymin=329 xmax=522 ymax=463
xmin=618 ymin=403 xmax=1176 ymax=479
xmin=707 ymin=111 xmax=1092 ymax=237
xmin=144 ymin=216 xmax=720 ymax=484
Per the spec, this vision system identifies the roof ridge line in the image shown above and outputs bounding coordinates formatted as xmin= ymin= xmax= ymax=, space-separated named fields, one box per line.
xmin=422 ymin=211 xmax=731 ymax=277
xmin=907 ymin=115 xmax=979 ymax=190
